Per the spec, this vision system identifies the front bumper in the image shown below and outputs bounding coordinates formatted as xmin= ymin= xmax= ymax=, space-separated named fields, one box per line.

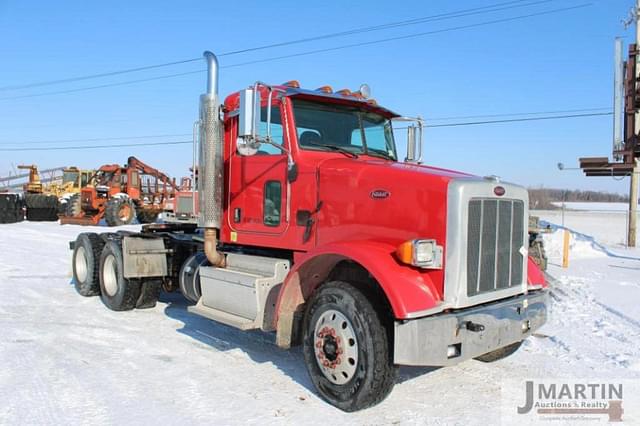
xmin=394 ymin=290 xmax=548 ymax=366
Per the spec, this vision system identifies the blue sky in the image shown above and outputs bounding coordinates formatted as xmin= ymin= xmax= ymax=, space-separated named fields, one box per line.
xmin=0 ymin=0 xmax=634 ymax=193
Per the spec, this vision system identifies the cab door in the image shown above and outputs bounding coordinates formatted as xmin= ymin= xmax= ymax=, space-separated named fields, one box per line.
xmin=228 ymin=101 xmax=289 ymax=237
xmin=127 ymin=170 xmax=141 ymax=200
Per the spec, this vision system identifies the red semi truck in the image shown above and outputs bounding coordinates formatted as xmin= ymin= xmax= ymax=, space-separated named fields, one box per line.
xmin=69 ymin=51 xmax=548 ymax=411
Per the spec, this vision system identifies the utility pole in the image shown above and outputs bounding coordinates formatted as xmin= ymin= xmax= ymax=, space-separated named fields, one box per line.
xmin=630 ymin=0 xmax=640 ymax=246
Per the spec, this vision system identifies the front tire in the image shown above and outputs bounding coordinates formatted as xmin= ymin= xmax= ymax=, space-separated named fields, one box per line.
xmin=105 ymin=197 xmax=135 ymax=226
xmin=303 ymin=281 xmax=395 ymax=412
xmin=66 ymin=193 xmax=82 ymax=217
xmin=99 ymin=240 xmax=140 ymax=311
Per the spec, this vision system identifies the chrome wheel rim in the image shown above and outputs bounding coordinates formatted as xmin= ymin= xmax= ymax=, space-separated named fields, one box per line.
xmin=75 ymin=246 xmax=88 ymax=283
xmin=103 ymin=254 xmax=118 ymax=297
xmin=313 ymin=309 xmax=358 ymax=385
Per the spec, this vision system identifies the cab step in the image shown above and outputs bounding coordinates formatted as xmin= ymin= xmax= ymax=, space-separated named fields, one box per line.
xmin=187 ymin=253 xmax=290 ymax=331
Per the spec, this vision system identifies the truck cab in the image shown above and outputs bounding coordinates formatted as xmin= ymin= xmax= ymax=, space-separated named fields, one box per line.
xmin=69 ymin=51 xmax=548 ymax=412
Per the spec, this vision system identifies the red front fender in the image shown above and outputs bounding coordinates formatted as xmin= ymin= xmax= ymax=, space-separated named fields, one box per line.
xmin=276 ymin=240 xmax=442 ymax=325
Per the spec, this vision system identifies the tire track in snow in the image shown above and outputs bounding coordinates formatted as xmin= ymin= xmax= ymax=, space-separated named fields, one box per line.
xmin=543 ymin=275 xmax=640 ymax=370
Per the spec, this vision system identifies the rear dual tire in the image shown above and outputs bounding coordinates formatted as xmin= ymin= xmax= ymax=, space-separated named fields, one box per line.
xmin=72 ymin=234 xmax=160 ymax=310
xmin=99 ymin=241 xmax=140 ymax=311
xmin=72 ymin=233 xmax=104 ymax=296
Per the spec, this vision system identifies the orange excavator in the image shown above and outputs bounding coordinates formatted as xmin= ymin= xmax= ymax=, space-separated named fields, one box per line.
xmin=61 ymin=156 xmax=178 ymax=226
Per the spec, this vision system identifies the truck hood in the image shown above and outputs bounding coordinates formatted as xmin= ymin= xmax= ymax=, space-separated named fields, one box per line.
xmin=315 ymin=157 xmax=472 ymax=301
xmin=315 ymin=158 xmax=472 ymax=248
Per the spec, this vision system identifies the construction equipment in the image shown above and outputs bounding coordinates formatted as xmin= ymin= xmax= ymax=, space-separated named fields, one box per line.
xmin=54 ymin=167 xmax=96 ymax=214
xmin=68 ymin=51 xmax=548 ymax=411
xmin=0 ymin=192 xmax=23 ymax=224
xmin=163 ymin=176 xmax=199 ymax=224
xmin=14 ymin=165 xmax=95 ymax=221
xmin=18 ymin=164 xmax=62 ymax=221
xmin=17 ymin=164 xmax=44 ymax=193
xmin=529 ymin=216 xmax=550 ymax=271
xmin=61 ymin=156 xmax=177 ymax=226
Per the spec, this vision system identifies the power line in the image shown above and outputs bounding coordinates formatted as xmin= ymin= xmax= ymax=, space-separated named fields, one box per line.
xmin=427 ymin=107 xmax=612 ymax=121
xmin=0 ymin=111 xmax=612 ymax=151
xmin=0 ymin=107 xmax=611 ymax=144
xmin=0 ymin=70 xmax=204 ymax=101
xmin=218 ymin=0 xmax=559 ymax=56
xmin=0 ymin=59 xmax=202 ymax=92
xmin=0 ymin=133 xmax=191 ymax=146
xmin=224 ymin=4 xmax=593 ymax=69
xmin=0 ymin=0 xmax=558 ymax=93
xmin=0 ymin=3 xmax=593 ymax=102
xmin=0 ymin=140 xmax=192 ymax=152
xmin=424 ymin=111 xmax=612 ymax=127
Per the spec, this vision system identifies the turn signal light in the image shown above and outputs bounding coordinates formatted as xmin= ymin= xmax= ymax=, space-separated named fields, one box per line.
xmin=396 ymin=239 xmax=443 ymax=269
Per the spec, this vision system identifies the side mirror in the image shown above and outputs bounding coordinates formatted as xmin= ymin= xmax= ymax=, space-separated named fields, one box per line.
xmin=237 ymin=88 xmax=261 ymax=156
xmin=405 ymin=125 xmax=418 ymax=163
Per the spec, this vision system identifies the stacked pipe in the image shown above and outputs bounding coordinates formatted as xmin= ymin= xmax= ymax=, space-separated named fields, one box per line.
xmin=198 ymin=51 xmax=225 ymax=267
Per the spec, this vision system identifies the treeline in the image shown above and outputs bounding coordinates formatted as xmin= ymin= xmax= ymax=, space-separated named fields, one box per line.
xmin=528 ymin=187 xmax=629 ymax=210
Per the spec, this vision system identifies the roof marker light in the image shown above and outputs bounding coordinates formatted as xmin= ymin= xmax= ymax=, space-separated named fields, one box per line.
xmin=316 ymin=85 xmax=333 ymax=93
xmin=283 ymin=80 xmax=300 ymax=88
xmin=358 ymin=83 xmax=371 ymax=99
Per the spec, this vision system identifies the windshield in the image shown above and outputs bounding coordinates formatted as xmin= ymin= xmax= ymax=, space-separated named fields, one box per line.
xmin=292 ymin=99 xmax=397 ymax=160
xmin=62 ymin=170 xmax=79 ymax=185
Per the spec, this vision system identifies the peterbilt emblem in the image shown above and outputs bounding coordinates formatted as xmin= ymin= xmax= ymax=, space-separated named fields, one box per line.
xmin=370 ymin=189 xmax=390 ymax=199
xmin=494 ymin=186 xmax=506 ymax=196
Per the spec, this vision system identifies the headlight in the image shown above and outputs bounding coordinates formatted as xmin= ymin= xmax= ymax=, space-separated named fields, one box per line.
xmin=396 ymin=239 xmax=443 ymax=269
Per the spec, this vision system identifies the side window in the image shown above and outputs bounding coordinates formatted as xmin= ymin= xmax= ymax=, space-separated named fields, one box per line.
xmin=263 ymin=181 xmax=281 ymax=227
xmin=351 ymin=128 xmax=364 ymax=147
xmin=130 ymin=171 xmax=139 ymax=188
xmin=362 ymin=120 xmax=392 ymax=153
xmin=257 ymin=105 xmax=285 ymax=155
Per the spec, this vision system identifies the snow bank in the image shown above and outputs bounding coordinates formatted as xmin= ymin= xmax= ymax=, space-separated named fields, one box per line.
xmin=550 ymin=201 xmax=629 ymax=211
xmin=533 ymin=210 xmax=632 ymax=246
xmin=542 ymin=227 xmax=607 ymax=261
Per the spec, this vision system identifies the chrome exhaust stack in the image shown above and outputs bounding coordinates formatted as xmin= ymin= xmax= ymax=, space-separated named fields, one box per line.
xmin=199 ymin=51 xmax=225 ymax=267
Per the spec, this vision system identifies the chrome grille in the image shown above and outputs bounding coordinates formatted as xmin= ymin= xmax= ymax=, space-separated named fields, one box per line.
xmin=466 ymin=198 xmax=524 ymax=297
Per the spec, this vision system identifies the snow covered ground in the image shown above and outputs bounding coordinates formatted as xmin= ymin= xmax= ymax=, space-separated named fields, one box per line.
xmin=533 ymin=208 xmax=636 ymax=247
xmin=550 ymin=201 xmax=630 ymax=211
xmin=1 ymin=220 xmax=639 ymax=425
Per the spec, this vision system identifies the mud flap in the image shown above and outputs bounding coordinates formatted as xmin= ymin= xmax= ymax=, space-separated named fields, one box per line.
xmin=136 ymin=280 xmax=162 ymax=309
xmin=122 ymin=236 xmax=168 ymax=279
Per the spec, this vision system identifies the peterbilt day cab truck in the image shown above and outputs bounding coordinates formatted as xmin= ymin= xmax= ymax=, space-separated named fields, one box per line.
xmin=69 ymin=51 xmax=548 ymax=412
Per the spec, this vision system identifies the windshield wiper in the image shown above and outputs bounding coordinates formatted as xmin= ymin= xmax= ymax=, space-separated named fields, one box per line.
xmin=365 ymin=148 xmax=395 ymax=161
xmin=305 ymin=141 xmax=359 ymax=159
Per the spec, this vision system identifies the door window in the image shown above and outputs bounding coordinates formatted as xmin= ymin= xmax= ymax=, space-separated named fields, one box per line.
xmin=263 ymin=181 xmax=282 ymax=227
xmin=255 ymin=106 xmax=285 ymax=155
